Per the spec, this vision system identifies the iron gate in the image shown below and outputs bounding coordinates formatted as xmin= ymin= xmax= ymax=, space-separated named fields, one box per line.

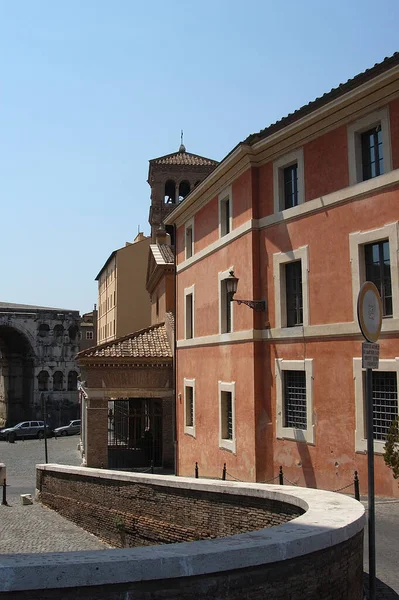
xmin=108 ymin=398 xmax=162 ymax=469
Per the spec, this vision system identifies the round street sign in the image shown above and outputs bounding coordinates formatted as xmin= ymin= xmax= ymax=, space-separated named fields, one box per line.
xmin=357 ymin=281 xmax=383 ymax=343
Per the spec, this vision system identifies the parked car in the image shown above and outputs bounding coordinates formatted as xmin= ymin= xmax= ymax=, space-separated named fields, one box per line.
xmin=54 ymin=420 xmax=81 ymax=437
xmin=0 ymin=421 xmax=52 ymax=442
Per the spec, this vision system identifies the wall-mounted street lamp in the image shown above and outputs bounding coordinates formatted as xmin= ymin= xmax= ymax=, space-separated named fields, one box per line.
xmin=225 ymin=271 xmax=266 ymax=312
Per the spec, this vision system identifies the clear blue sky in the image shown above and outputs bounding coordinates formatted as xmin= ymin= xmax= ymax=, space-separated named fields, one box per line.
xmin=1 ymin=0 xmax=398 ymax=314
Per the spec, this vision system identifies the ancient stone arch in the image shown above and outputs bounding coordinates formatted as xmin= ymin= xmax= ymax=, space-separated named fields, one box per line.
xmin=0 ymin=324 xmax=36 ymax=426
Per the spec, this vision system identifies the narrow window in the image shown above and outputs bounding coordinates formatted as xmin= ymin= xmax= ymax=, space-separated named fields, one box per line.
xmin=86 ymin=331 xmax=93 ymax=340
xmin=285 ymin=261 xmax=303 ymax=327
xmin=185 ymin=293 xmax=193 ymax=339
xmin=185 ymin=386 xmax=194 ymax=427
xmin=364 ymin=240 xmax=392 ymax=317
xmin=283 ymin=164 xmax=298 ymax=209
xmin=361 ymin=126 xmax=384 ymax=181
xmin=221 ymin=391 xmax=233 ymax=440
xmin=284 ymin=371 xmax=307 ymax=429
xmin=186 ymin=225 xmax=193 ymax=259
xmin=221 ymin=280 xmax=232 ymax=333
xmin=220 ymin=197 xmax=230 ymax=236
xmin=369 ymin=372 xmax=398 ymax=441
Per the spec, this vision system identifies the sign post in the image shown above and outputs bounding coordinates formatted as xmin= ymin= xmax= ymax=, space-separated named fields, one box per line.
xmin=357 ymin=281 xmax=383 ymax=600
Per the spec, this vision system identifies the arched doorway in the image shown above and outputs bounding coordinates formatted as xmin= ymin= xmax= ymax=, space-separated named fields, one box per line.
xmin=0 ymin=325 xmax=35 ymax=426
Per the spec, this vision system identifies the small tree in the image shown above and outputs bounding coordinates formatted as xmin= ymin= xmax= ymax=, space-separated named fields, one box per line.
xmin=384 ymin=417 xmax=399 ymax=480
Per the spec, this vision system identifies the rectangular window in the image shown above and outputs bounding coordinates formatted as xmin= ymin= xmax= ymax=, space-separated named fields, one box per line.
xmin=185 ymin=386 xmax=194 ymax=427
xmin=185 ymin=223 xmax=194 ymax=259
xmin=185 ymin=293 xmax=193 ymax=339
xmin=283 ymin=164 xmax=298 ymax=209
xmin=219 ymin=188 xmax=232 ymax=238
xmin=370 ymin=371 xmax=398 ymax=441
xmin=284 ymin=371 xmax=307 ymax=429
xmin=221 ymin=390 xmax=233 ymax=440
xmin=285 ymin=261 xmax=303 ymax=327
xmin=361 ymin=126 xmax=384 ymax=181
xmin=221 ymin=280 xmax=232 ymax=333
xmin=184 ymin=379 xmax=196 ymax=436
xmin=347 ymin=108 xmax=392 ymax=186
xmin=86 ymin=331 xmax=93 ymax=340
xmin=364 ymin=240 xmax=392 ymax=317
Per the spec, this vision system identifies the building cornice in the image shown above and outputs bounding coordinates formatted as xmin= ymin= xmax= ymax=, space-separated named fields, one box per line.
xmin=165 ymin=64 xmax=399 ymax=230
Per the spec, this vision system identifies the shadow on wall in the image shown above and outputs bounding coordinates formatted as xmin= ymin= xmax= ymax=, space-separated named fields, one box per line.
xmin=294 ymin=429 xmax=317 ymax=489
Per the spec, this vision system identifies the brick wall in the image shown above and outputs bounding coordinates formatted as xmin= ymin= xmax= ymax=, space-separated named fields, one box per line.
xmin=37 ymin=470 xmax=302 ymax=548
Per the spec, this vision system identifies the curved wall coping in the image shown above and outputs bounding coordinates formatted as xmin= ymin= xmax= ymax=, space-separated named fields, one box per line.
xmin=0 ymin=464 xmax=365 ymax=592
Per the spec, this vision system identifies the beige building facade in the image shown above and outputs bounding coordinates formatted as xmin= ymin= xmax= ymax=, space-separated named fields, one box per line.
xmin=96 ymin=232 xmax=151 ymax=344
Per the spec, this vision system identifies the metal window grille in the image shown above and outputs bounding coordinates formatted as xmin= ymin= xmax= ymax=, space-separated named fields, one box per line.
xmin=283 ymin=164 xmax=298 ymax=209
xmin=286 ymin=261 xmax=303 ymax=327
xmin=364 ymin=240 xmax=392 ymax=317
xmin=361 ymin=126 xmax=384 ymax=181
xmin=185 ymin=386 xmax=194 ymax=427
xmin=371 ymin=372 xmax=398 ymax=441
xmin=284 ymin=370 xmax=307 ymax=429
xmin=221 ymin=391 xmax=233 ymax=440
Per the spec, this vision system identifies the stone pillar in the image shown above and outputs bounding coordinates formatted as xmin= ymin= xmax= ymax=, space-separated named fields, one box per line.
xmin=85 ymin=393 xmax=108 ymax=469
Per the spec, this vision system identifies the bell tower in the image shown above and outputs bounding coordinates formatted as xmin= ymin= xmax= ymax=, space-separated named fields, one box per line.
xmin=148 ymin=135 xmax=218 ymax=243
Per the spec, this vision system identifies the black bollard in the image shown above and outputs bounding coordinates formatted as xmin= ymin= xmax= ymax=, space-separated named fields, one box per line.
xmin=279 ymin=466 xmax=284 ymax=485
xmin=354 ymin=470 xmax=360 ymax=501
xmin=222 ymin=463 xmax=226 ymax=480
xmin=2 ymin=479 xmax=8 ymax=506
xmin=195 ymin=462 xmax=199 ymax=478
xmin=150 ymin=460 xmax=154 ymax=474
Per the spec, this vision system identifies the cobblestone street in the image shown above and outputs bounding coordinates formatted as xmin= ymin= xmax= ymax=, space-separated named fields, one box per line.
xmin=0 ymin=436 xmax=108 ymax=553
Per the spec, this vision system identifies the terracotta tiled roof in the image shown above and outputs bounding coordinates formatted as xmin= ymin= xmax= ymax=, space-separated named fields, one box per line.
xmin=159 ymin=244 xmax=174 ymax=264
xmin=150 ymin=151 xmax=218 ymax=168
xmin=150 ymin=243 xmax=174 ymax=266
xmin=245 ymin=52 xmax=399 ymax=146
xmin=77 ymin=323 xmax=172 ymax=360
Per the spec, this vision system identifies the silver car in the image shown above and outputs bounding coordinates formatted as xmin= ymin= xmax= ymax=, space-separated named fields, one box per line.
xmin=54 ymin=420 xmax=81 ymax=437
xmin=0 ymin=421 xmax=51 ymax=442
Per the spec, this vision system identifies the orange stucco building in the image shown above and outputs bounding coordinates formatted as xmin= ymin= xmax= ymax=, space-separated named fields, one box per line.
xmin=165 ymin=54 xmax=399 ymax=497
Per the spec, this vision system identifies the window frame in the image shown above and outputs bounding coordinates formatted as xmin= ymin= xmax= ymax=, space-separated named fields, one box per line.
xmin=183 ymin=378 xmax=196 ymax=437
xmin=184 ymin=217 xmax=195 ymax=260
xmin=218 ymin=267 xmax=234 ymax=335
xmin=218 ymin=185 xmax=233 ymax=238
xmin=218 ymin=380 xmax=236 ymax=453
xmin=349 ymin=222 xmax=399 ymax=321
xmin=184 ymin=285 xmax=195 ymax=340
xmin=273 ymin=148 xmax=305 ymax=213
xmin=273 ymin=246 xmax=309 ymax=330
xmin=275 ymin=358 xmax=314 ymax=444
xmin=347 ymin=107 xmax=392 ymax=186
xmin=353 ymin=357 xmax=399 ymax=453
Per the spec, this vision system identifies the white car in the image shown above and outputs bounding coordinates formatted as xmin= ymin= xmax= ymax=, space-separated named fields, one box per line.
xmin=54 ymin=420 xmax=81 ymax=437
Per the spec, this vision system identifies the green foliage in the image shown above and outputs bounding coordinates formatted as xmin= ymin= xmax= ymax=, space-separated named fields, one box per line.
xmin=384 ymin=417 xmax=399 ymax=480
xmin=114 ymin=515 xmax=126 ymax=532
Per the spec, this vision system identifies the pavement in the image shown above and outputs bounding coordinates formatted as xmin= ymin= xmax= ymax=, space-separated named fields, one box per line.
xmin=362 ymin=496 xmax=399 ymax=599
xmin=0 ymin=436 xmax=398 ymax=598
xmin=0 ymin=435 xmax=108 ymax=553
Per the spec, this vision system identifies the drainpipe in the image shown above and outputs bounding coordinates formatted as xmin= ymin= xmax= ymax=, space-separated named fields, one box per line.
xmin=173 ymin=223 xmax=178 ymax=476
